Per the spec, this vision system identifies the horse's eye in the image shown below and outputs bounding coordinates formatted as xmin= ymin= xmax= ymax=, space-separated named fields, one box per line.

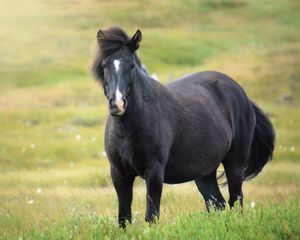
xmin=130 ymin=63 xmax=135 ymax=70
xmin=102 ymin=64 xmax=107 ymax=69
xmin=104 ymin=82 xmax=109 ymax=92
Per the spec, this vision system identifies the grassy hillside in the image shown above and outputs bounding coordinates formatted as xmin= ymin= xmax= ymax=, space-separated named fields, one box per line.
xmin=0 ymin=0 xmax=300 ymax=239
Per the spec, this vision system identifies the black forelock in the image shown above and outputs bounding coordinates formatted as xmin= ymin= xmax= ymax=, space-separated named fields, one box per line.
xmin=98 ymin=26 xmax=131 ymax=58
xmin=92 ymin=27 xmax=143 ymax=82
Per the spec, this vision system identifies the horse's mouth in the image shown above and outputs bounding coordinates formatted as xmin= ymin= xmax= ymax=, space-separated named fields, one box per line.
xmin=110 ymin=108 xmax=126 ymax=117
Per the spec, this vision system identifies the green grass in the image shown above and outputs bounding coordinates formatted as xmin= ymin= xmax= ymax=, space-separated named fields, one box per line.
xmin=7 ymin=202 xmax=298 ymax=240
xmin=0 ymin=0 xmax=300 ymax=239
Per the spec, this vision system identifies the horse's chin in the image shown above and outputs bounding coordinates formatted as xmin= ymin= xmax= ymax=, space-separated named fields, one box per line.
xmin=110 ymin=109 xmax=126 ymax=117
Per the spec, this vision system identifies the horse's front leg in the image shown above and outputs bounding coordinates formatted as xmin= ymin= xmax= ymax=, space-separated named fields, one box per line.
xmin=145 ymin=162 xmax=164 ymax=223
xmin=110 ymin=166 xmax=135 ymax=228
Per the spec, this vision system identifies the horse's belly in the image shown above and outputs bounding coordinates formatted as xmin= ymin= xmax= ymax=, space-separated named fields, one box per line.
xmin=164 ymin=158 xmax=217 ymax=184
xmin=164 ymin=142 xmax=229 ymax=184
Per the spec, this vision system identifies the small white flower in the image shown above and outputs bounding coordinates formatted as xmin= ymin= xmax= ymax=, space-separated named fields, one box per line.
xmin=28 ymin=199 xmax=34 ymax=204
xmin=76 ymin=134 xmax=81 ymax=140
xmin=92 ymin=137 xmax=97 ymax=142
xmin=70 ymin=162 xmax=74 ymax=167
xmin=250 ymin=201 xmax=255 ymax=208
xmin=31 ymin=144 xmax=36 ymax=149
xmin=36 ymin=188 xmax=42 ymax=193
xmin=291 ymin=146 xmax=295 ymax=152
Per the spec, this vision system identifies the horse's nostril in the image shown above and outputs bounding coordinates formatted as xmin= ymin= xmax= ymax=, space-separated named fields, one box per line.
xmin=109 ymin=98 xmax=114 ymax=107
xmin=123 ymin=98 xmax=128 ymax=108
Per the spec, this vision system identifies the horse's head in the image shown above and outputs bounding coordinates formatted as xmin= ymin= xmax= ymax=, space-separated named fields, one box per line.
xmin=92 ymin=27 xmax=142 ymax=117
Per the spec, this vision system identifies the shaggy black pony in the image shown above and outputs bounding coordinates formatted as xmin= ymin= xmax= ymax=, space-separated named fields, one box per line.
xmin=92 ymin=27 xmax=275 ymax=228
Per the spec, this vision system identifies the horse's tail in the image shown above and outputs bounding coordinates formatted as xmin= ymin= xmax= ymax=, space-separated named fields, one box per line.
xmin=243 ymin=102 xmax=275 ymax=181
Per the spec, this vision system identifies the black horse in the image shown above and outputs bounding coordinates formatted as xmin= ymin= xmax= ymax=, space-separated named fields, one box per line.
xmin=92 ymin=27 xmax=275 ymax=227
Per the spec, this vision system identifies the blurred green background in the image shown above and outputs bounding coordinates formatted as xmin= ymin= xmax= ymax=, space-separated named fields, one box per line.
xmin=0 ymin=0 xmax=299 ymax=238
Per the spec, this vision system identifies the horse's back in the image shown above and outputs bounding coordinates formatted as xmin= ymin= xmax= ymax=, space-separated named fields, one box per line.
xmin=166 ymin=71 xmax=252 ymax=125
xmin=167 ymin=71 xmax=245 ymax=98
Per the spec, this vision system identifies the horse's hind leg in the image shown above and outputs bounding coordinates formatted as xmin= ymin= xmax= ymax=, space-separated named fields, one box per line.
xmin=223 ymin=155 xmax=244 ymax=208
xmin=195 ymin=170 xmax=226 ymax=211
xmin=145 ymin=162 xmax=164 ymax=223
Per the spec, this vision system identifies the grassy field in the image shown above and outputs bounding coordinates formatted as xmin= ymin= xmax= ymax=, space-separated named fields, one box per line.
xmin=1 ymin=0 xmax=300 ymax=239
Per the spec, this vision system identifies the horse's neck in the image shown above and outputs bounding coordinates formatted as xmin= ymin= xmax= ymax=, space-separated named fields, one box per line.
xmin=114 ymin=70 xmax=168 ymax=128
xmin=133 ymin=69 xmax=172 ymax=108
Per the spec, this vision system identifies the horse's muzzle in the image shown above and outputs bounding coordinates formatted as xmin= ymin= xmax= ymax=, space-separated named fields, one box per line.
xmin=109 ymin=97 xmax=127 ymax=116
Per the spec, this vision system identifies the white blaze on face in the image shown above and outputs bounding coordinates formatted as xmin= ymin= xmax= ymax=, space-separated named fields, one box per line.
xmin=115 ymin=85 xmax=125 ymax=113
xmin=113 ymin=59 xmax=121 ymax=73
xmin=113 ymin=59 xmax=125 ymax=113
xmin=116 ymin=85 xmax=123 ymax=102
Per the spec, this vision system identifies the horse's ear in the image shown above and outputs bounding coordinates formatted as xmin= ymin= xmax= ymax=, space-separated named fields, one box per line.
xmin=97 ymin=30 xmax=105 ymax=43
xmin=127 ymin=29 xmax=142 ymax=52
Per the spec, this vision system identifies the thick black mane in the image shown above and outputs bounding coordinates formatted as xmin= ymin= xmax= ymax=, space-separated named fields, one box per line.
xmin=92 ymin=27 xmax=129 ymax=82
